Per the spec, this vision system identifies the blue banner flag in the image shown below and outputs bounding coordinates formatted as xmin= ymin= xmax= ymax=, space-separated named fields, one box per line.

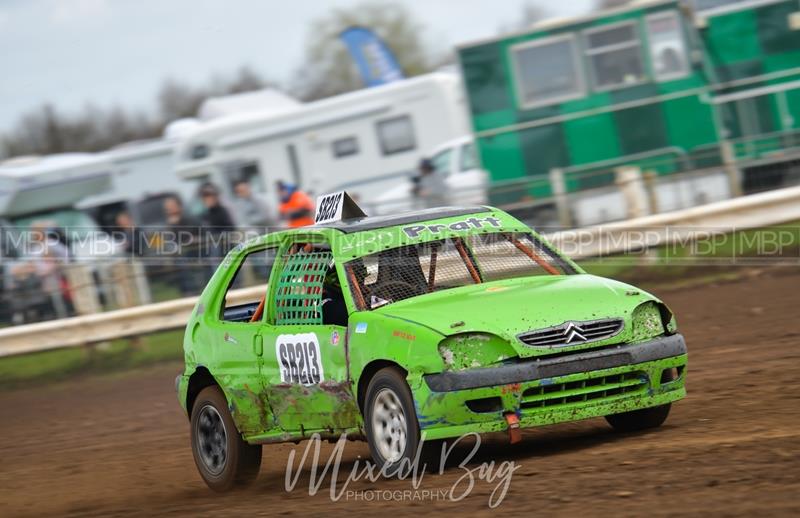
xmin=339 ymin=26 xmax=405 ymax=87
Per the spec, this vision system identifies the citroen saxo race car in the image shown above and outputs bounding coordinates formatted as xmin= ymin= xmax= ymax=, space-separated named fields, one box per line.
xmin=177 ymin=192 xmax=687 ymax=491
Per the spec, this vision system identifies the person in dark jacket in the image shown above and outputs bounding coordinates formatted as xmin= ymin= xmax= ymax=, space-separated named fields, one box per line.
xmin=163 ymin=195 xmax=202 ymax=295
xmin=199 ymin=182 xmax=236 ymax=257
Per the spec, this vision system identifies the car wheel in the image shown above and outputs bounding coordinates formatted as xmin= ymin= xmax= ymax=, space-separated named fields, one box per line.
xmin=364 ymin=367 xmax=421 ymax=475
xmin=605 ymin=403 xmax=671 ymax=432
xmin=190 ymin=386 xmax=261 ymax=491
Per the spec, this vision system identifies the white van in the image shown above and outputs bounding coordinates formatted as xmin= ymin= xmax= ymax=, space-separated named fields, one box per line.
xmin=367 ymin=136 xmax=488 ymax=215
xmin=172 ymin=73 xmax=471 ymax=208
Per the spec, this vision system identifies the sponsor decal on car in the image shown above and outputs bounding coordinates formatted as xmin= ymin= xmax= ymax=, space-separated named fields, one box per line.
xmin=355 ymin=322 xmax=368 ymax=334
xmin=276 ymin=333 xmax=324 ymax=385
xmin=392 ymin=330 xmax=416 ymax=341
xmin=401 ymin=216 xmax=502 ymax=238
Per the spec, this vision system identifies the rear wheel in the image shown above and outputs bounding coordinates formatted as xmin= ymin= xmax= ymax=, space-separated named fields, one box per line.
xmin=605 ymin=403 xmax=671 ymax=432
xmin=190 ymin=386 xmax=261 ymax=491
xmin=364 ymin=368 xmax=421 ymax=475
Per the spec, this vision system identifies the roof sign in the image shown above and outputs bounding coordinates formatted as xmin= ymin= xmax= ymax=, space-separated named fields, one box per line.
xmin=314 ymin=191 xmax=366 ymax=224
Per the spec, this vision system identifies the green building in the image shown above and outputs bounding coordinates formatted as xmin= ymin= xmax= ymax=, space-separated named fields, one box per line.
xmin=458 ymin=0 xmax=800 ymax=224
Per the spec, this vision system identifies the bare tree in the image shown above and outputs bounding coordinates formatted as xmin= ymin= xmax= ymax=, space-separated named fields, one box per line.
xmin=158 ymin=66 xmax=272 ymax=121
xmin=1 ymin=102 xmax=159 ymax=157
xmin=226 ymin=66 xmax=269 ymax=94
xmin=291 ymin=1 xmax=436 ymax=101
xmin=157 ymin=79 xmax=208 ymax=122
xmin=1 ymin=66 xmax=276 ymax=158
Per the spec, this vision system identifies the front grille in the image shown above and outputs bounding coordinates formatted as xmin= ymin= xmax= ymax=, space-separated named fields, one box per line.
xmin=518 ymin=318 xmax=623 ymax=348
xmin=520 ymin=371 xmax=648 ymax=410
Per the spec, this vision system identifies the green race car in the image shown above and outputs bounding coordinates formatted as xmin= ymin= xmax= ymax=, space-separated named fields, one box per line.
xmin=177 ymin=202 xmax=687 ymax=491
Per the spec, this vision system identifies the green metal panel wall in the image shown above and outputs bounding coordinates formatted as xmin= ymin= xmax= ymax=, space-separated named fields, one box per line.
xmin=459 ymin=0 xmax=800 ymax=198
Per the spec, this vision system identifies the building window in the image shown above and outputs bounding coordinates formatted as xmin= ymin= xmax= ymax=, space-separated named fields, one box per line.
xmin=332 ymin=136 xmax=359 ymax=158
xmin=647 ymin=12 xmax=690 ymax=82
xmin=690 ymin=0 xmax=771 ymax=14
xmin=584 ymin=21 xmax=646 ymax=91
xmin=510 ymin=34 xmax=585 ymax=109
xmin=376 ymin=115 xmax=416 ymax=155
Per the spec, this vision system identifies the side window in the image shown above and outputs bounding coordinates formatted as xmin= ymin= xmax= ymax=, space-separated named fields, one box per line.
xmin=647 ymin=11 xmax=689 ymax=82
xmin=190 ymin=143 xmax=210 ymax=160
xmin=332 ymin=136 xmax=359 ymax=158
xmin=460 ymin=143 xmax=478 ymax=172
xmin=221 ymin=248 xmax=278 ymax=322
xmin=584 ymin=22 xmax=646 ymax=90
xmin=274 ymin=245 xmax=333 ymax=325
xmin=510 ymin=34 xmax=585 ymax=109
xmin=376 ymin=115 xmax=416 ymax=155
xmin=430 ymin=148 xmax=453 ymax=176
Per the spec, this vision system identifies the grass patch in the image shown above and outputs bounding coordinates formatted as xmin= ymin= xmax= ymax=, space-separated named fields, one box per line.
xmin=0 ymin=329 xmax=184 ymax=390
xmin=577 ymin=220 xmax=800 ymax=284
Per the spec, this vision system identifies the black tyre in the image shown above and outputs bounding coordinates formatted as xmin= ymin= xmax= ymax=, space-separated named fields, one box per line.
xmin=363 ymin=367 xmax=421 ymax=475
xmin=605 ymin=403 xmax=671 ymax=432
xmin=190 ymin=386 xmax=261 ymax=491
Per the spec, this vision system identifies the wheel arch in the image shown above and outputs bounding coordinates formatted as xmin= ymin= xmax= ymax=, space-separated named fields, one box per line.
xmin=186 ymin=366 xmax=219 ymax=418
xmin=356 ymin=359 xmax=408 ymax=412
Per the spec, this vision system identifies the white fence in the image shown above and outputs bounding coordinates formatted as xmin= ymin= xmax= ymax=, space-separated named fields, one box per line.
xmin=2 ymin=185 xmax=800 ymax=357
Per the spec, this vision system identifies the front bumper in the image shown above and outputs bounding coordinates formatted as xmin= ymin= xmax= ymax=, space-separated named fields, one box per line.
xmin=414 ymin=334 xmax=687 ymax=441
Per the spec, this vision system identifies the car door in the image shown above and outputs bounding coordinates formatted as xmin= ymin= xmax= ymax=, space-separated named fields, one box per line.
xmin=206 ymin=246 xmax=279 ymax=436
xmin=260 ymin=238 xmax=360 ymax=434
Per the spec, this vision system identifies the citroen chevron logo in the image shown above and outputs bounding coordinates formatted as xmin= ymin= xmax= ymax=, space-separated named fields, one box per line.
xmin=518 ymin=318 xmax=623 ymax=349
xmin=563 ymin=322 xmax=587 ymax=344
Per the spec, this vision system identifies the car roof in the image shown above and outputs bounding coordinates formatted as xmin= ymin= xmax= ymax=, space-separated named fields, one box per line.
xmin=312 ymin=206 xmax=490 ymax=234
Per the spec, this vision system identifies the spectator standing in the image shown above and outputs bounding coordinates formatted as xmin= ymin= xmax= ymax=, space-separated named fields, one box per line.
xmin=26 ymin=222 xmax=70 ymax=319
xmin=233 ymin=180 xmax=275 ymax=230
xmin=199 ymin=182 xmax=236 ymax=255
xmin=276 ymin=181 xmax=315 ymax=228
xmin=114 ymin=210 xmax=143 ymax=256
xmin=163 ymin=195 xmax=202 ymax=296
xmin=412 ymin=158 xmax=449 ymax=209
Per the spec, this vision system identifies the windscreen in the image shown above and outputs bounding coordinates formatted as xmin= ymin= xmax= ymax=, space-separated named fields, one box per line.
xmin=345 ymin=232 xmax=573 ymax=310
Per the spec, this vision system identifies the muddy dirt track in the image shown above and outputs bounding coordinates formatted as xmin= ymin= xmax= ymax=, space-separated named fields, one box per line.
xmin=1 ymin=269 xmax=799 ymax=517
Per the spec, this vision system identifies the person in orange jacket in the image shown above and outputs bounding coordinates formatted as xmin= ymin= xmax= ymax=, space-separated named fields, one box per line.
xmin=276 ymin=181 xmax=315 ymax=228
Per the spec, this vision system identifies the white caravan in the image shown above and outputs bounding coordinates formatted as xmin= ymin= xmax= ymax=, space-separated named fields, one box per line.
xmin=0 ymin=153 xmax=113 ymax=219
xmin=0 ymin=153 xmax=123 ymax=260
xmin=173 ymin=73 xmax=471 ymax=207
xmin=78 ymin=120 xmax=205 ymax=229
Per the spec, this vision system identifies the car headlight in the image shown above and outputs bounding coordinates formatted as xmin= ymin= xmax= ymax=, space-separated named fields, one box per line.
xmin=437 ymin=333 xmax=517 ymax=372
xmin=631 ymin=301 xmax=675 ymax=341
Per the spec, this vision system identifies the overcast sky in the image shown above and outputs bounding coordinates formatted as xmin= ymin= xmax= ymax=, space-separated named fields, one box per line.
xmin=0 ymin=0 xmax=593 ymax=132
